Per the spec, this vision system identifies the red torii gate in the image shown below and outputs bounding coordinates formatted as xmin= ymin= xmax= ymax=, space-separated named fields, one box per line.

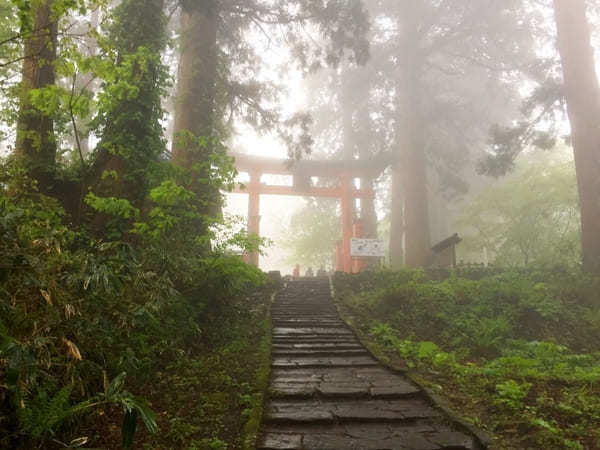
xmin=231 ymin=153 xmax=386 ymax=273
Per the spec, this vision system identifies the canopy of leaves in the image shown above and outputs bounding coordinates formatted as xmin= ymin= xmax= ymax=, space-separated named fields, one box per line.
xmin=457 ymin=150 xmax=581 ymax=267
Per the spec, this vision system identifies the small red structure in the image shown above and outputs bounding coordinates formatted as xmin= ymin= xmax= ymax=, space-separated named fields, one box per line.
xmin=231 ymin=153 xmax=386 ymax=273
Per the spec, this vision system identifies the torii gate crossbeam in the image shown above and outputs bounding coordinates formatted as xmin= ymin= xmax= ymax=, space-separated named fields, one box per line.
xmin=231 ymin=153 xmax=386 ymax=273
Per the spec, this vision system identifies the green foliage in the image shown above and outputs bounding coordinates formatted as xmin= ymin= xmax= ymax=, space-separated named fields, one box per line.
xmin=85 ymin=192 xmax=139 ymax=219
xmin=342 ymin=268 xmax=600 ymax=359
xmin=281 ymin=198 xmax=340 ymax=269
xmin=495 ymin=379 xmax=531 ymax=410
xmin=336 ymin=269 xmax=600 ymax=449
xmin=458 ymin=151 xmax=581 ymax=267
xmin=0 ymin=162 xmax=269 ymax=447
xmin=132 ymin=180 xmax=197 ymax=241
xmin=139 ymin=298 xmax=272 ymax=450
xmin=18 ymin=386 xmax=74 ymax=438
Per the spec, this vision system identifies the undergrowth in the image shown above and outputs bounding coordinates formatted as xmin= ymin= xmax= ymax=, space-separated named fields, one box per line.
xmin=0 ymin=169 xmax=271 ymax=448
xmin=335 ymin=269 xmax=600 ymax=450
xmin=136 ymin=292 xmax=272 ymax=450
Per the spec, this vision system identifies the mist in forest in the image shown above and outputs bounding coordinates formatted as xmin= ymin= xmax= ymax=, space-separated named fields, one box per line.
xmin=3 ymin=1 xmax=600 ymax=448
xmin=1 ymin=0 xmax=597 ymax=273
xmin=219 ymin=0 xmax=599 ymax=274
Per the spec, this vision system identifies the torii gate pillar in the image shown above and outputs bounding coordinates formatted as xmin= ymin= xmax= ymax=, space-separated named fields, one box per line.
xmin=340 ymin=175 xmax=354 ymax=273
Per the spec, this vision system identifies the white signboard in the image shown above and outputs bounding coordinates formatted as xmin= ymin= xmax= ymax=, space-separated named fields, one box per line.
xmin=350 ymin=239 xmax=386 ymax=257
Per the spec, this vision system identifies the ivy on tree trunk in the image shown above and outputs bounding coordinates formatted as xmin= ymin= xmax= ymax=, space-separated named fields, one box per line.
xmin=15 ymin=0 xmax=58 ymax=192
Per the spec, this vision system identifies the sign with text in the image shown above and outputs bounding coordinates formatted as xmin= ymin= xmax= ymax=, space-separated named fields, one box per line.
xmin=350 ymin=239 xmax=386 ymax=257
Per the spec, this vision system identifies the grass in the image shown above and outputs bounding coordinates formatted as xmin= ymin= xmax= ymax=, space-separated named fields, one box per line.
xmin=334 ymin=269 xmax=600 ymax=450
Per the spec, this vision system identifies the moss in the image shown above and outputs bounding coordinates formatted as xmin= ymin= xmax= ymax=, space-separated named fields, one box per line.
xmin=242 ymin=309 xmax=272 ymax=450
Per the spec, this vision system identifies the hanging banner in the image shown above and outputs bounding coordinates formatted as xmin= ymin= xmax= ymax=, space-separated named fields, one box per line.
xmin=350 ymin=239 xmax=386 ymax=257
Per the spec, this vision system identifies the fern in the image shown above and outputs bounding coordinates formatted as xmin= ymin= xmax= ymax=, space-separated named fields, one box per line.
xmin=19 ymin=386 xmax=73 ymax=438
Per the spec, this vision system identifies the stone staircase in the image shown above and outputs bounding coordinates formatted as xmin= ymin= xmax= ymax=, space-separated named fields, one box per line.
xmin=258 ymin=277 xmax=484 ymax=450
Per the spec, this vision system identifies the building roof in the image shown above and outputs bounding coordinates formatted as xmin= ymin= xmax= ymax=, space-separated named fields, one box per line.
xmin=431 ymin=233 xmax=462 ymax=253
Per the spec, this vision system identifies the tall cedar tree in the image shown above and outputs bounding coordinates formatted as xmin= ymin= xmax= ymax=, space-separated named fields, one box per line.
xmin=91 ymin=0 xmax=167 ymax=206
xmin=553 ymin=0 xmax=600 ymax=273
xmin=171 ymin=0 xmax=370 ymax=215
xmin=340 ymin=67 xmax=377 ymax=238
xmin=297 ymin=0 xmax=532 ymax=266
xmin=171 ymin=0 xmax=220 ymax=220
xmin=383 ymin=0 xmax=534 ymax=267
xmin=390 ymin=3 xmax=429 ymax=267
xmin=172 ymin=0 xmax=217 ymax=168
xmin=15 ymin=0 xmax=58 ymax=192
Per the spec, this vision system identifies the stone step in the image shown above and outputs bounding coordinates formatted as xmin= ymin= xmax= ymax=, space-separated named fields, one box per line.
xmin=273 ymin=343 xmax=364 ymax=350
xmin=269 ymin=381 xmax=420 ymax=399
xmin=259 ymin=423 xmax=479 ymax=450
xmin=272 ymin=314 xmax=340 ymax=318
xmin=265 ymin=398 xmax=441 ymax=424
xmin=273 ymin=324 xmax=345 ymax=329
xmin=273 ymin=327 xmax=354 ymax=336
xmin=272 ymin=321 xmax=346 ymax=326
xmin=272 ymin=356 xmax=378 ymax=368
xmin=272 ymin=318 xmax=341 ymax=323
xmin=272 ymin=339 xmax=359 ymax=346
xmin=269 ymin=367 xmax=420 ymax=399
xmin=261 ymin=278 xmax=484 ymax=450
xmin=272 ymin=349 xmax=369 ymax=357
xmin=272 ymin=337 xmax=359 ymax=344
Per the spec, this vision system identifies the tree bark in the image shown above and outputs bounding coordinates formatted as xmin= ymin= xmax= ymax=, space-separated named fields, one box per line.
xmin=90 ymin=0 xmax=166 ymax=201
xmin=357 ymin=104 xmax=377 ymax=238
xmin=340 ymin=73 xmax=357 ymax=224
xmin=15 ymin=0 xmax=58 ymax=192
xmin=389 ymin=166 xmax=405 ymax=266
xmin=390 ymin=6 xmax=431 ymax=268
xmin=171 ymin=1 xmax=218 ymax=168
xmin=553 ymin=0 xmax=600 ymax=273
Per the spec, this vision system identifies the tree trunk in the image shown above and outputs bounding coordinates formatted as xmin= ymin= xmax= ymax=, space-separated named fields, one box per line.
xmin=15 ymin=0 xmax=57 ymax=192
xmin=340 ymin=74 xmax=357 ymax=224
xmin=357 ymin=104 xmax=377 ymax=238
xmin=90 ymin=0 xmax=166 ymax=206
xmin=389 ymin=167 xmax=405 ymax=266
xmin=390 ymin=6 xmax=431 ymax=268
xmin=171 ymin=1 xmax=218 ymax=168
xmin=75 ymin=7 xmax=100 ymax=158
xmin=401 ymin=106 xmax=431 ymax=267
xmin=553 ymin=0 xmax=600 ymax=273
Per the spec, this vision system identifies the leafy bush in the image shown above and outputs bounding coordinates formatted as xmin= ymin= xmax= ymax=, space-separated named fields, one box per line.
xmin=338 ymin=268 xmax=600 ymax=359
xmin=0 ymin=167 xmax=268 ymax=448
xmin=335 ymin=269 xmax=600 ymax=449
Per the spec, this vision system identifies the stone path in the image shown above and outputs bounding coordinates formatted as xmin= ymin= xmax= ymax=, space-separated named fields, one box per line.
xmin=258 ymin=277 xmax=484 ymax=450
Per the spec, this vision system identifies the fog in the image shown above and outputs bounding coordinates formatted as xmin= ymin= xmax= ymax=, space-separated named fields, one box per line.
xmin=221 ymin=0 xmax=598 ymax=273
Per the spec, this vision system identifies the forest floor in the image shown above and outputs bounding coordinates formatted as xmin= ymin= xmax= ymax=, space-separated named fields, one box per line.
xmin=137 ymin=292 xmax=272 ymax=450
xmin=333 ymin=270 xmax=600 ymax=450
xmin=69 ymin=290 xmax=273 ymax=450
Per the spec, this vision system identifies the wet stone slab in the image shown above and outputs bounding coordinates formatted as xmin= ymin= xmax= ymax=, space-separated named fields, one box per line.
xmin=259 ymin=423 xmax=479 ymax=450
xmin=273 ymin=327 xmax=354 ymax=336
xmin=272 ymin=349 xmax=369 ymax=357
xmin=272 ymin=336 xmax=359 ymax=343
xmin=273 ymin=343 xmax=363 ymax=349
xmin=266 ymin=399 xmax=441 ymax=422
xmin=272 ymin=356 xmax=378 ymax=368
xmin=270 ymin=367 xmax=420 ymax=398
xmin=260 ymin=278 xmax=482 ymax=450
